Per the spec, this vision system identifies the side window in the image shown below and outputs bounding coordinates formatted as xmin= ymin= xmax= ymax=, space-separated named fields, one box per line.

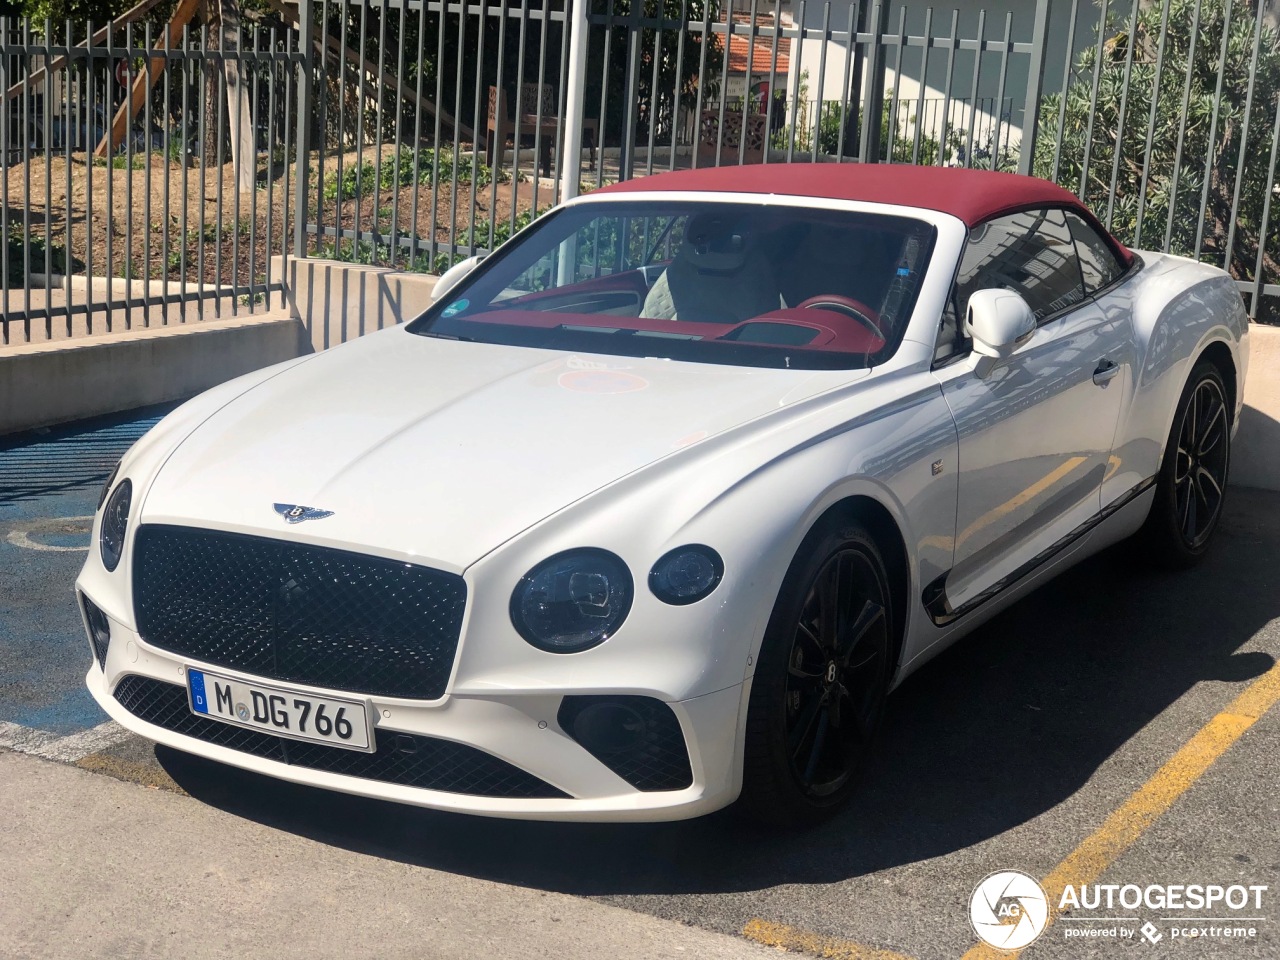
xmin=1064 ymin=210 xmax=1125 ymax=294
xmin=953 ymin=208 xmax=1087 ymax=324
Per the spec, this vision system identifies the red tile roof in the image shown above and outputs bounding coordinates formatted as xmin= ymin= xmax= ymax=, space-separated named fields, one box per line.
xmin=726 ymin=13 xmax=790 ymax=75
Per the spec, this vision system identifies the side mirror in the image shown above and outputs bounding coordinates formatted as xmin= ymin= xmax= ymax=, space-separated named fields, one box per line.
xmin=966 ymin=289 xmax=1036 ymax=378
xmin=431 ymin=254 xmax=486 ymax=303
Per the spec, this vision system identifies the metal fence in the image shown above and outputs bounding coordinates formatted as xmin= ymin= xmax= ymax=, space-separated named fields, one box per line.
xmin=0 ymin=14 xmax=302 ymax=345
xmin=292 ymin=0 xmax=1056 ymax=274
xmin=2 ymin=0 xmax=1279 ymax=348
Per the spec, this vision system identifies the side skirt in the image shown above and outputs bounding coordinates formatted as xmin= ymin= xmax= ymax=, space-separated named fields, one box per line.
xmin=922 ymin=475 xmax=1157 ymax=627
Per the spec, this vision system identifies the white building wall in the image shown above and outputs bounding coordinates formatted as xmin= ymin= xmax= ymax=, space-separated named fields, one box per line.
xmin=782 ymin=0 xmax=1087 ymax=154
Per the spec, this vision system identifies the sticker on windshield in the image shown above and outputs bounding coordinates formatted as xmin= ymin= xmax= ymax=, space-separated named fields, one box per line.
xmin=441 ymin=298 xmax=470 ymax=318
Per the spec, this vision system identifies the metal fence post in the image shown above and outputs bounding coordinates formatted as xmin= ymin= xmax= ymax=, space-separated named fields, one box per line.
xmin=561 ymin=0 xmax=590 ymax=200
xmin=857 ymin=0 xmax=887 ymax=164
xmin=1017 ymin=0 xmax=1052 ymax=176
xmin=293 ymin=0 xmax=314 ymax=259
xmin=620 ymin=2 xmax=644 ymax=181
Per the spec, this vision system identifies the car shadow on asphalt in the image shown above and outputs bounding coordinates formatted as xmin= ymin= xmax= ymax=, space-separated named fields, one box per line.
xmin=157 ymin=487 xmax=1280 ymax=897
xmin=0 ymin=402 xmax=177 ymax=506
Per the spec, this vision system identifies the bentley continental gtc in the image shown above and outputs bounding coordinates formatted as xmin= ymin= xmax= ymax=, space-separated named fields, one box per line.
xmin=78 ymin=165 xmax=1248 ymax=823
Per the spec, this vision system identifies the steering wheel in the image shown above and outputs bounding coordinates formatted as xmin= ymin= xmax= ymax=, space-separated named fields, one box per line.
xmin=796 ymin=295 xmax=886 ymax=339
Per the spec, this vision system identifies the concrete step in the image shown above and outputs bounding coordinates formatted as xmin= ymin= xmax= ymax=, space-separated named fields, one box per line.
xmin=0 ymin=310 xmax=306 ymax=436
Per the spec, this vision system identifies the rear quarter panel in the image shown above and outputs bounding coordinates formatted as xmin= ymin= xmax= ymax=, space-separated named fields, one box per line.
xmin=1100 ymin=252 xmax=1249 ymax=506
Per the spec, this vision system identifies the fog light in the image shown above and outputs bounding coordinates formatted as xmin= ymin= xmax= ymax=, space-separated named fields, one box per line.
xmin=82 ymin=595 xmax=111 ymax=668
xmin=570 ymin=702 xmax=647 ymax=754
xmin=557 ymin=695 xmax=693 ymax=792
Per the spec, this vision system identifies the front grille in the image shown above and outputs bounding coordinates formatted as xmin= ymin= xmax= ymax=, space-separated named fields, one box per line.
xmin=133 ymin=524 xmax=467 ymax=700
xmin=558 ymin=695 xmax=693 ymax=792
xmin=114 ymin=675 xmax=569 ymax=799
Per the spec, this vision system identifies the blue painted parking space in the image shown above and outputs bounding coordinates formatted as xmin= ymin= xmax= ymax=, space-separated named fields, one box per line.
xmin=0 ymin=406 xmax=175 ymax=735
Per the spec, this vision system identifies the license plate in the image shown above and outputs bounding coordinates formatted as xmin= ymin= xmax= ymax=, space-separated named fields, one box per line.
xmin=187 ymin=668 xmax=374 ymax=752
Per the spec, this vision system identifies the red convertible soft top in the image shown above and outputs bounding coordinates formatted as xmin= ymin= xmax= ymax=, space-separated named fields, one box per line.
xmin=595 ymin=164 xmax=1133 ymax=264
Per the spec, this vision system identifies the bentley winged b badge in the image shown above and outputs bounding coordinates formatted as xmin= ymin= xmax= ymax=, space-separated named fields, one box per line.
xmin=274 ymin=503 xmax=335 ymax=524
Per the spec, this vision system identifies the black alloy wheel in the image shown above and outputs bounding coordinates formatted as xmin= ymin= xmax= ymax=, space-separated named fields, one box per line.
xmin=741 ymin=520 xmax=894 ymax=824
xmin=1142 ymin=360 xmax=1232 ymax=567
xmin=1172 ymin=375 xmax=1229 ymax=548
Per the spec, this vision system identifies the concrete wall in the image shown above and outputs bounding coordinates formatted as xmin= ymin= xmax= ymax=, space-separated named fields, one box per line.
xmin=1233 ymin=323 xmax=1280 ymax=493
xmin=0 ymin=313 xmax=306 ymax=436
xmin=278 ymin=256 xmax=439 ymax=354
xmin=0 ymin=256 xmax=443 ymax=437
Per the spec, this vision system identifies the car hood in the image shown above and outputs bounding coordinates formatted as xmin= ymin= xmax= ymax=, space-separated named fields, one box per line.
xmin=140 ymin=329 xmax=866 ymax=571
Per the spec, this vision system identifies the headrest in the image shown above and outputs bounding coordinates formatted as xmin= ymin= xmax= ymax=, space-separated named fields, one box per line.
xmin=681 ymin=211 xmax=752 ymax=274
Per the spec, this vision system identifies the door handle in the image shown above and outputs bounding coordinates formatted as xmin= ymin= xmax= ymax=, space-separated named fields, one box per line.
xmin=1092 ymin=359 xmax=1120 ymax=386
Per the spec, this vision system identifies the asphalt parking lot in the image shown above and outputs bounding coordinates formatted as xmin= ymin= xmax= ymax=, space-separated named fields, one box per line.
xmin=1 ymin=407 xmax=1277 ymax=959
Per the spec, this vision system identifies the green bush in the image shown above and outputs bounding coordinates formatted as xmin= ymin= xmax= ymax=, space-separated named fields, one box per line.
xmin=1035 ymin=0 xmax=1280 ymax=282
xmin=315 ymin=204 xmax=550 ymax=274
xmin=320 ymin=147 xmax=509 ymax=202
xmin=771 ymin=89 xmax=960 ymax=165
xmin=5 ymin=233 xmax=83 ymax=283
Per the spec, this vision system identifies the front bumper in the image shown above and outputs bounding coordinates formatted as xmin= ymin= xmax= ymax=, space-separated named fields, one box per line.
xmin=84 ymin=612 xmax=748 ymax=822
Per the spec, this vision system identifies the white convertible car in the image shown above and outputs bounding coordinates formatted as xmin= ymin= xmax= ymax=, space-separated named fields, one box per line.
xmin=78 ymin=165 xmax=1248 ymax=823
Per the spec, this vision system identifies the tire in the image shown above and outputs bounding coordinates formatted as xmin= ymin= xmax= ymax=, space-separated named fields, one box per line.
xmin=1140 ymin=360 xmax=1231 ymax=568
xmin=739 ymin=519 xmax=895 ymax=826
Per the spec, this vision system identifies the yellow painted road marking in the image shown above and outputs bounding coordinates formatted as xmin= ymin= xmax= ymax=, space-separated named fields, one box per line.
xmin=961 ymin=660 xmax=1280 ymax=959
xmin=743 ymin=918 xmax=916 ymax=960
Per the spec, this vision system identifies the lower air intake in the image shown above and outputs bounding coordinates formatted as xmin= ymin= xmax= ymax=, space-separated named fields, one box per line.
xmin=113 ymin=675 xmax=569 ymax=799
xmin=558 ymin=695 xmax=693 ymax=791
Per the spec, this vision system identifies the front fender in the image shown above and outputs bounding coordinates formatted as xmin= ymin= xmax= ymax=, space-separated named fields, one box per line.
xmin=457 ymin=365 xmax=958 ymax=703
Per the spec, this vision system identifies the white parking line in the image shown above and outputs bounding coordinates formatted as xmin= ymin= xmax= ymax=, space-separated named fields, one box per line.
xmin=0 ymin=721 xmax=131 ymax=762
xmin=3 ymin=516 xmax=94 ymax=553
xmin=0 ymin=721 xmax=61 ymax=753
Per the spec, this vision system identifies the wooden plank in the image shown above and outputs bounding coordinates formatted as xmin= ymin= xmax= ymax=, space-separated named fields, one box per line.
xmin=219 ymin=0 xmax=255 ymax=193
xmin=2 ymin=0 xmax=169 ymax=102
xmin=93 ymin=0 xmax=200 ymax=158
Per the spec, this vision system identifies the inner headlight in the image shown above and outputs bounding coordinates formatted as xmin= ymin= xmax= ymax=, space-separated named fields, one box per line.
xmin=649 ymin=545 xmax=723 ymax=605
xmin=99 ymin=478 xmax=132 ymax=572
xmin=510 ymin=549 xmax=633 ymax=653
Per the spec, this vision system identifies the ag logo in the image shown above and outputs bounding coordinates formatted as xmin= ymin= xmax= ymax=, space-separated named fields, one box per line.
xmin=969 ymin=870 xmax=1049 ymax=950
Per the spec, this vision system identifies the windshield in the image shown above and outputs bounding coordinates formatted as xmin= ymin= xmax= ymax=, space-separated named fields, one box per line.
xmin=408 ymin=200 xmax=936 ymax=370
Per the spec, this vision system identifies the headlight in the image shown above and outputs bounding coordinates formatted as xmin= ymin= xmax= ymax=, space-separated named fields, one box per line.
xmin=97 ymin=460 xmax=121 ymax=510
xmin=100 ymin=478 xmax=132 ymax=572
xmin=510 ymin=549 xmax=633 ymax=653
xmin=649 ymin=545 xmax=723 ymax=605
